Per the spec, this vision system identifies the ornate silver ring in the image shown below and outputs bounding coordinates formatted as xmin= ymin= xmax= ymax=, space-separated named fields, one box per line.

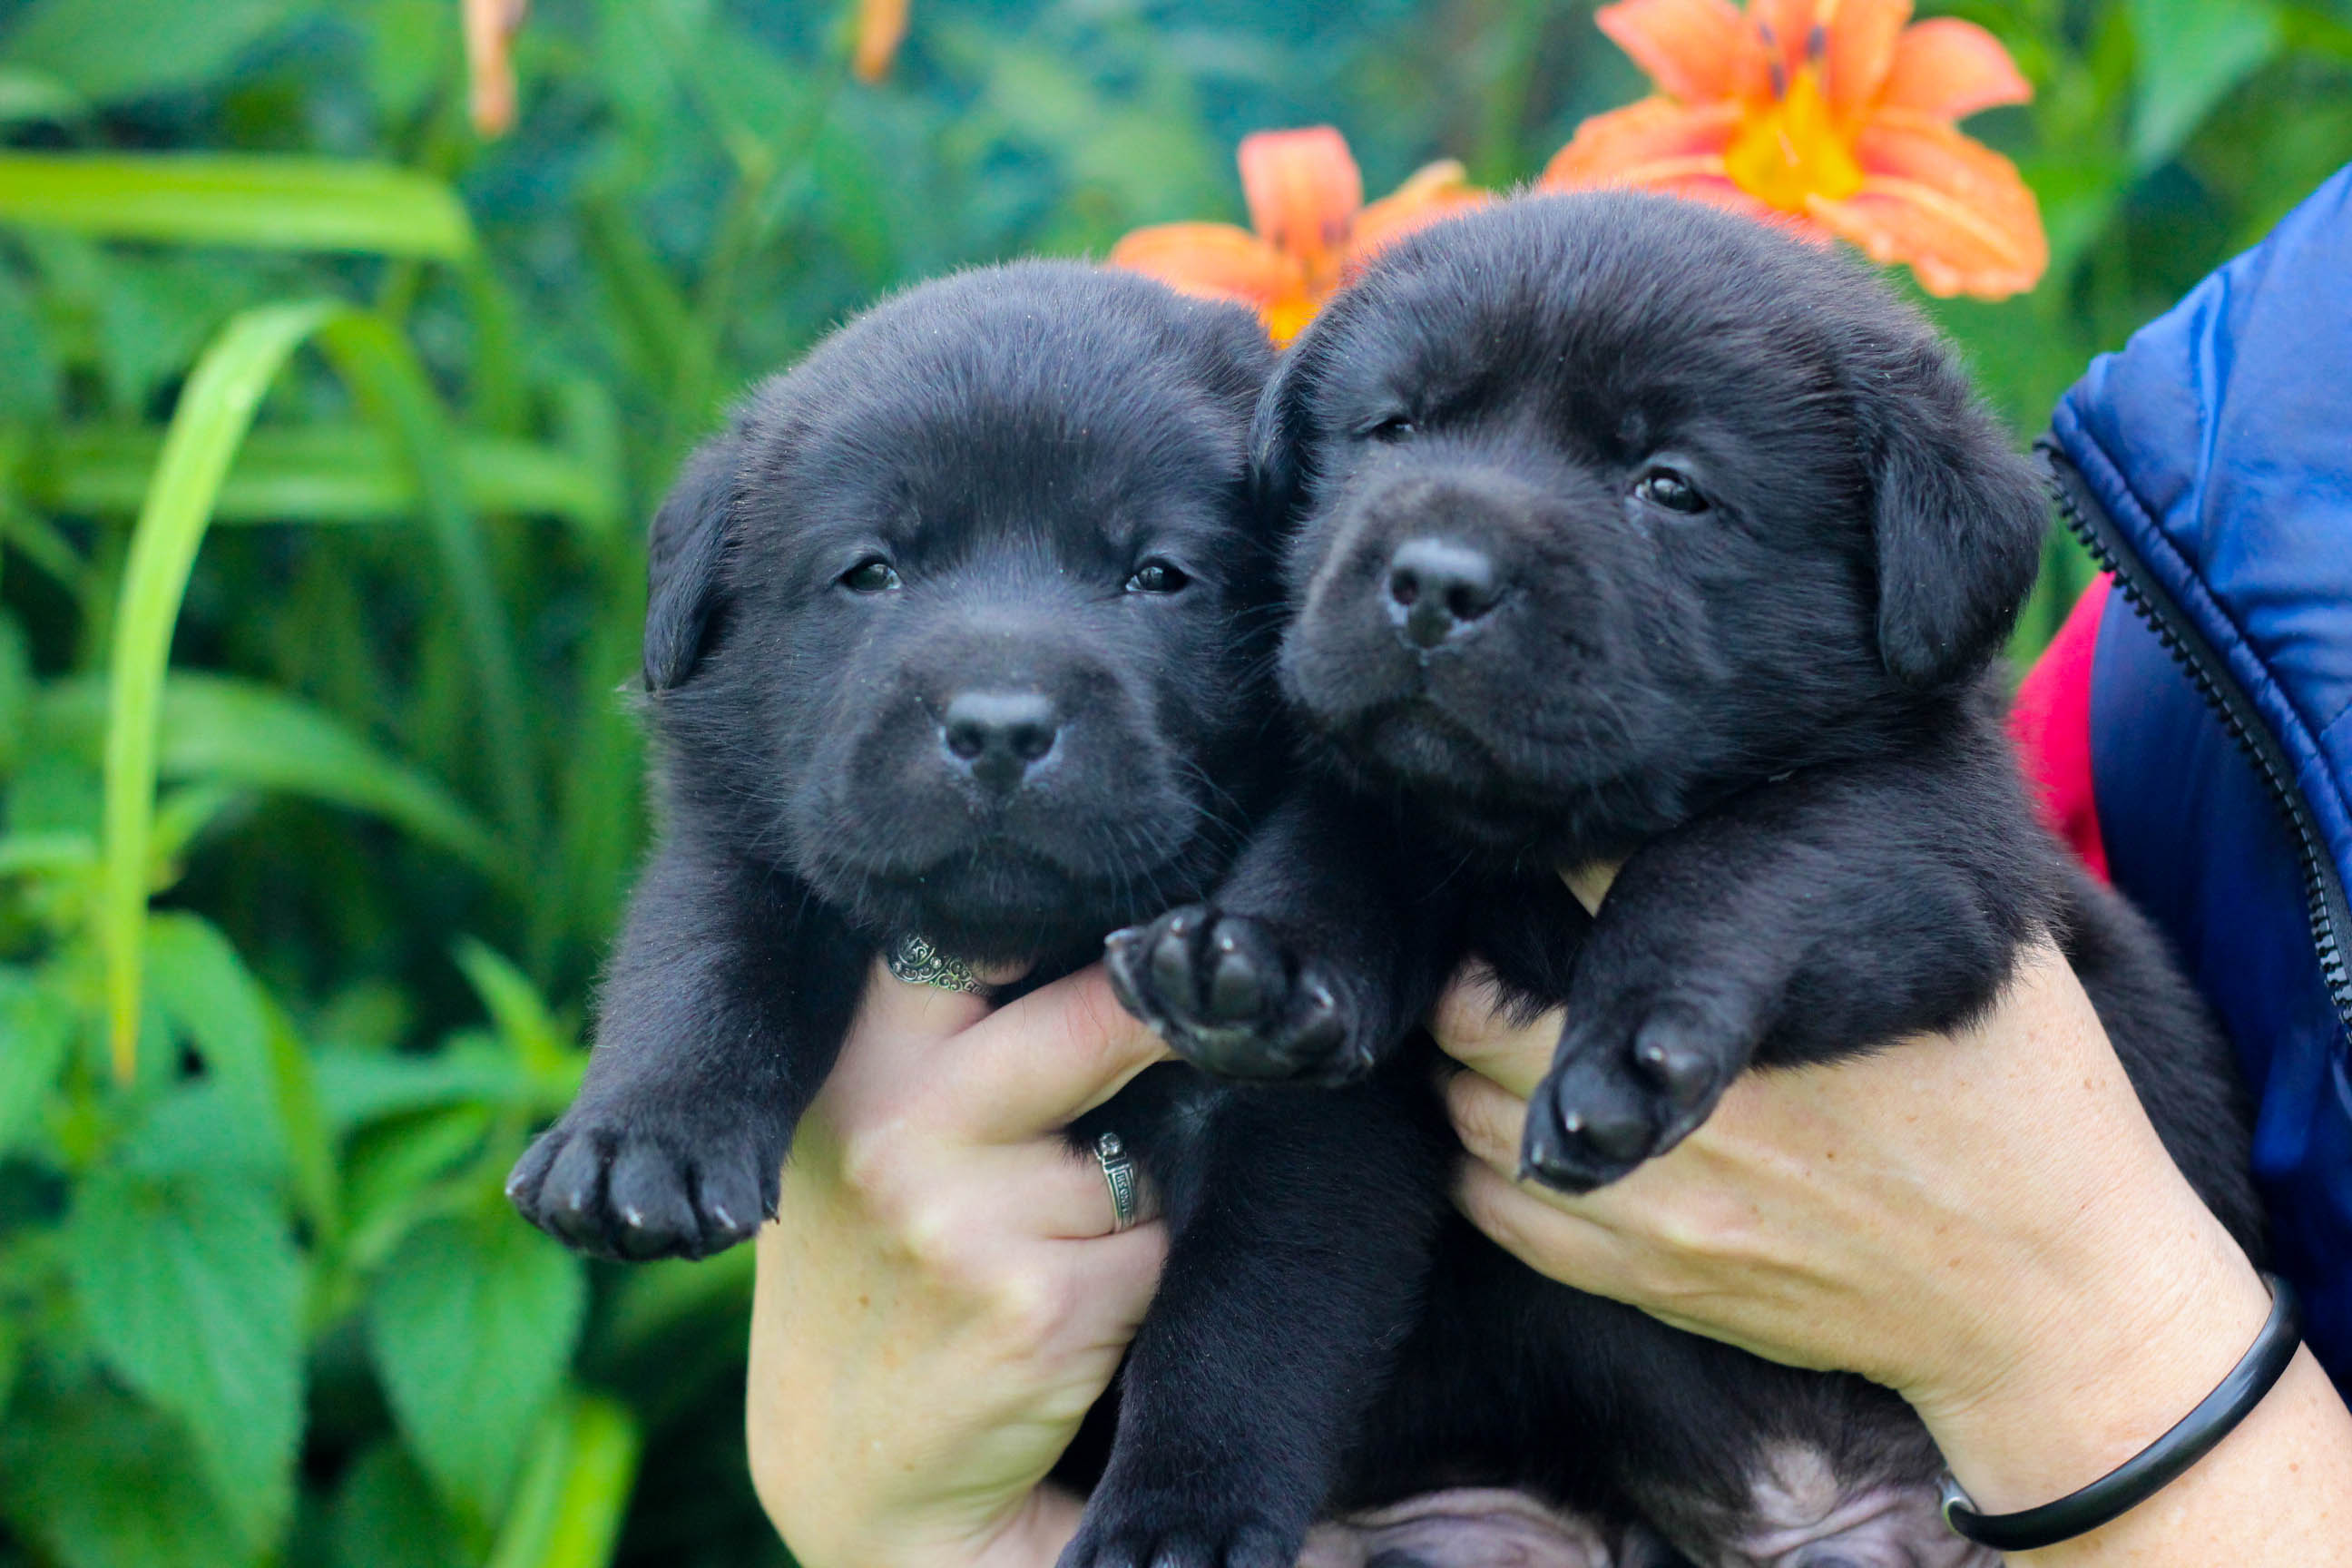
xmin=886 ymin=933 xmax=994 ymax=996
xmin=1094 ymin=1131 xmax=1142 ymax=1232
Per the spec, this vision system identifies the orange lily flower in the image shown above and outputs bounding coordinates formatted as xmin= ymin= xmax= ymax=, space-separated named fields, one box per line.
xmin=1111 ymin=127 xmax=1487 ymax=344
xmin=853 ymin=0 xmax=910 ymax=83
xmin=1544 ymin=0 xmax=2045 ymax=298
xmin=462 ymin=0 xmax=528 ymax=137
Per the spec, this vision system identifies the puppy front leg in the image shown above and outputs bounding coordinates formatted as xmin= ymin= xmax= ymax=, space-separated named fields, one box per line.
xmin=1108 ymin=779 xmax=1455 ymax=1083
xmin=1063 ymin=1078 xmax=1452 ymax=1568
xmin=507 ymin=840 xmax=866 ymax=1259
xmin=1524 ymin=744 xmax=2053 ymax=1191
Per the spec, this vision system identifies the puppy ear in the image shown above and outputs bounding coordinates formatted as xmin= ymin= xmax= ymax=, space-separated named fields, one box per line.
xmin=1861 ymin=342 xmax=2046 ymax=688
xmin=642 ymin=433 xmax=744 ymax=691
xmin=1249 ymin=331 xmax=1319 ymax=521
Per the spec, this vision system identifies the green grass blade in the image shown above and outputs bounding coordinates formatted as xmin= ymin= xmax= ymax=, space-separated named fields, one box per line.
xmin=35 ymin=425 xmax=621 ymax=535
xmin=485 ymin=1396 xmax=642 ymax=1568
xmin=42 ymin=672 xmax=510 ymax=884
xmin=0 ymin=152 xmax=474 ymax=256
xmin=101 ymin=298 xmax=346 ymax=1083
xmin=316 ymin=313 xmax=538 ymax=848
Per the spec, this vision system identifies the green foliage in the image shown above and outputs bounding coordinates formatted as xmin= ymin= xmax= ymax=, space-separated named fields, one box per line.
xmin=0 ymin=0 xmax=2343 ymax=1563
xmin=67 ymin=1165 xmax=305 ymax=1549
xmin=369 ymin=1213 xmax=586 ymax=1524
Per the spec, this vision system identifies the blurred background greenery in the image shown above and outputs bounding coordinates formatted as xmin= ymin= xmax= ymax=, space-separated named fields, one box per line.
xmin=0 ymin=1 xmax=2345 ymax=1564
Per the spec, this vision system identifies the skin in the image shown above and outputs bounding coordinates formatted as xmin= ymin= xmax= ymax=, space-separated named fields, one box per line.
xmin=747 ymin=958 xmax=1171 ymax=1568
xmin=749 ymin=877 xmax=2352 ymax=1568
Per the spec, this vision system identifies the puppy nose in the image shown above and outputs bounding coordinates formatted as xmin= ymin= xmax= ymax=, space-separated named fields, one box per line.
xmin=1387 ymin=538 xmax=1503 ymax=650
xmin=942 ymin=691 xmax=1060 ymax=792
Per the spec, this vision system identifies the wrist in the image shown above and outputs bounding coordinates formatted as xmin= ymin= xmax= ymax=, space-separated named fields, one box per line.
xmin=787 ymin=1485 xmax=1082 ymax=1568
xmin=1909 ymin=1194 xmax=2271 ymax=1516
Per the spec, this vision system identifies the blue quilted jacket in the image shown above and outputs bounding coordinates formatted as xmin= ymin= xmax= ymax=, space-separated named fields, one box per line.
xmin=2041 ymin=162 xmax=2352 ymax=1389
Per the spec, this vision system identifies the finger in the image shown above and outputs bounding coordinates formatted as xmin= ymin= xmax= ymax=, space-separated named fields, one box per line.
xmin=972 ymin=1139 xmax=1163 ymax=1240
xmin=938 ymin=964 xmax=1177 ymax=1143
xmin=1428 ymin=967 xmax=1561 ymax=1102
xmin=1445 ymin=1066 xmax=1539 ymax=1177
xmin=857 ymin=953 xmax=1007 ymax=1044
xmin=1045 ymin=1222 xmax=1171 ymax=1338
xmin=1454 ymin=1157 xmax=1628 ymax=1294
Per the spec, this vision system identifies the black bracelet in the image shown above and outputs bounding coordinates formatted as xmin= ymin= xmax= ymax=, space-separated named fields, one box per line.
xmin=1938 ymin=1272 xmax=2301 ymax=1553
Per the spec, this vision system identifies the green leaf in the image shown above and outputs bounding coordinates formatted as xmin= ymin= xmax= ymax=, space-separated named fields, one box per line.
xmin=453 ymin=939 xmax=574 ymax=1083
xmin=97 ymin=298 xmax=344 ymax=1080
xmin=0 ymin=64 xmax=86 ymax=124
xmin=33 ymin=425 xmax=621 ymax=534
xmin=312 ymin=1038 xmax=532 ymax=1135
xmin=485 ymin=1396 xmax=642 ymax=1568
xmin=66 ymin=1168 xmax=305 ymax=1552
xmin=598 ymin=1244 xmax=756 ymax=1361
xmin=0 ymin=260 xmax=58 ymax=421
xmin=0 ymin=1378 xmax=254 ymax=1568
xmin=315 ymin=311 xmax=537 ymax=850
xmin=0 ymin=608 xmax=29 ymax=774
xmin=329 ymin=1441 xmax=469 ymax=1568
xmin=0 ymin=153 xmax=474 ymax=257
xmin=368 ymin=1213 xmax=585 ymax=1522
xmin=44 ymin=673 xmax=507 ymax=884
xmin=340 ymin=1103 xmax=495 ymax=1275
xmin=2129 ymin=0 xmax=2283 ymax=169
xmin=143 ymin=913 xmax=279 ymax=1148
xmin=0 ymin=969 xmax=74 ymax=1154
xmin=0 ymin=0 xmax=299 ymax=104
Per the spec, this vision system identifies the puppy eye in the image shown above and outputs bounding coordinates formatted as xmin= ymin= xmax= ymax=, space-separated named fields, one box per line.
xmin=1365 ymin=414 xmax=1416 ymax=443
xmin=1124 ymin=560 xmax=1190 ymax=594
xmin=840 ymin=557 xmax=901 ymax=593
xmin=1634 ymin=467 xmax=1708 ymax=514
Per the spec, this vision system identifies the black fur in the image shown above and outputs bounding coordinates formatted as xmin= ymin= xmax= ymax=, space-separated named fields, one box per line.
xmin=506 ymin=260 xmax=1285 ymax=1260
xmin=1096 ymin=194 xmax=2261 ymax=1565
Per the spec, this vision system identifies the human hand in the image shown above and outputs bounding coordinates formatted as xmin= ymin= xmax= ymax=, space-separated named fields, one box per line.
xmin=1430 ymin=866 xmax=2334 ymax=1550
xmin=747 ymin=959 xmax=1173 ymax=1568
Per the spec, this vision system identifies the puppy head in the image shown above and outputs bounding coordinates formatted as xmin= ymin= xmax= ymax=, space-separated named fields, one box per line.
xmin=647 ymin=262 xmax=1276 ymax=959
xmin=1260 ymin=192 xmax=2043 ymax=854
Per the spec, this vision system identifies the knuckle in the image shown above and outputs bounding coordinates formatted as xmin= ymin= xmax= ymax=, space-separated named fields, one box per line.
xmin=833 ymin=1124 xmax=910 ymax=1204
xmin=981 ymin=1267 xmax=1064 ymax=1343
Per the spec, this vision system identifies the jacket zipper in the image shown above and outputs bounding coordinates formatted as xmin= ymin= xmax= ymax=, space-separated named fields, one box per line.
xmin=2039 ymin=440 xmax=2352 ymax=1047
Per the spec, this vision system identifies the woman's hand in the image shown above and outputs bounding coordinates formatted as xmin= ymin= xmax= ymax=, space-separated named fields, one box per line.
xmin=747 ymin=960 xmax=1173 ymax=1568
xmin=1433 ymin=868 xmax=2352 ymax=1563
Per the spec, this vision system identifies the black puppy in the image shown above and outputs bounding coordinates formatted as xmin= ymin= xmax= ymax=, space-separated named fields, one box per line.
xmin=505 ymin=261 xmax=1282 ymax=1259
xmin=510 ymin=261 xmax=1486 ymax=1568
xmin=1101 ymin=194 xmax=2262 ymax=1564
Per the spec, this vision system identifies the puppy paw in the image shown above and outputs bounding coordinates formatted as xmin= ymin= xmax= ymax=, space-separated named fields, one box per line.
xmin=506 ymin=1099 xmax=777 ymax=1261
xmin=1520 ymin=992 xmax=1757 ymax=1192
xmin=1104 ymin=906 xmax=1366 ymax=1083
xmin=1059 ymin=1489 xmax=1299 ymax=1568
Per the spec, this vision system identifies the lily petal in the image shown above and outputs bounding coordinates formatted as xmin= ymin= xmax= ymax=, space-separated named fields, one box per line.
xmin=1878 ymin=18 xmax=2032 ymax=120
xmin=1594 ymin=0 xmax=1770 ymax=104
xmin=1818 ymin=0 xmax=1913 ymax=126
xmin=1810 ymin=113 xmax=2046 ymax=296
xmin=853 ymin=0 xmax=910 ymax=83
xmin=464 ymin=0 xmax=527 ymax=136
xmin=1350 ymin=160 xmax=1490 ymax=266
xmin=1108 ymin=221 xmax=1308 ymax=309
xmin=1238 ymin=127 xmax=1363 ymax=284
xmin=1542 ymin=97 xmax=1742 ymax=190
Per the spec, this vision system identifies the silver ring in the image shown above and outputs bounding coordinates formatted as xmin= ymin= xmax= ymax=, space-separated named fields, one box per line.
xmin=886 ymin=933 xmax=993 ymax=996
xmin=1094 ymin=1132 xmax=1141 ymax=1231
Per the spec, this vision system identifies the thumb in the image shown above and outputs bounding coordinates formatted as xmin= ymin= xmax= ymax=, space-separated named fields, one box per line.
xmin=856 ymin=949 xmax=1034 ymax=1042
